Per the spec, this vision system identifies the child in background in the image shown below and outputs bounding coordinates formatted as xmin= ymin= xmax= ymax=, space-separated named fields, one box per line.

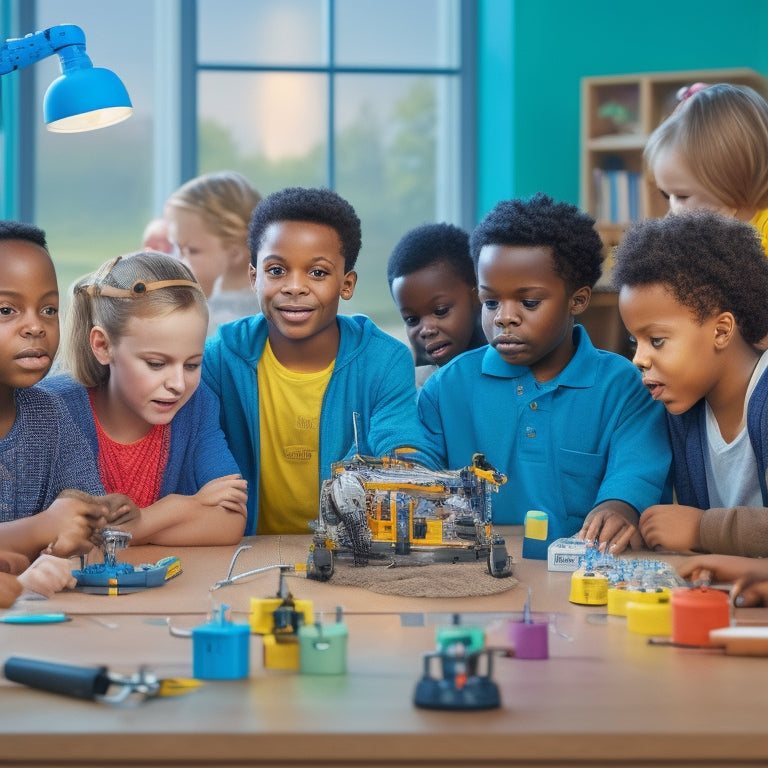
xmin=164 ymin=170 xmax=262 ymax=336
xmin=615 ymin=211 xmax=768 ymax=557
xmin=387 ymin=222 xmax=486 ymax=388
xmin=141 ymin=217 xmax=173 ymax=254
xmin=203 ymin=186 xmax=440 ymax=536
xmin=418 ymin=193 xmax=671 ymax=552
xmin=0 ymin=221 xmax=136 ymax=577
xmin=644 ymin=83 xmax=768 ymax=254
xmin=43 ymin=251 xmax=248 ymax=546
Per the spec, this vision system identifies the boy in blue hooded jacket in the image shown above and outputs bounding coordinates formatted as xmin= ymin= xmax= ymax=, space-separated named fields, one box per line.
xmin=203 ymin=187 xmax=439 ymax=535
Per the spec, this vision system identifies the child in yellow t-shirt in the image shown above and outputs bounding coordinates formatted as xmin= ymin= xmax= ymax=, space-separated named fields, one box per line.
xmin=202 ymin=187 xmax=439 ymax=535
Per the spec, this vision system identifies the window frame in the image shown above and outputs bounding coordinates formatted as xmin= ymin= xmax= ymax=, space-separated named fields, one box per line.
xmin=1 ymin=0 xmax=476 ymax=229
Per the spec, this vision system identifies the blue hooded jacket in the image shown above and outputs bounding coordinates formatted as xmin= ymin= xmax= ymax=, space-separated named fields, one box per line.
xmin=202 ymin=313 xmax=440 ymax=534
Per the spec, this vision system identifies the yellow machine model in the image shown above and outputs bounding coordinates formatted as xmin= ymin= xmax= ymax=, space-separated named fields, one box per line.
xmin=306 ymin=452 xmax=512 ymax=581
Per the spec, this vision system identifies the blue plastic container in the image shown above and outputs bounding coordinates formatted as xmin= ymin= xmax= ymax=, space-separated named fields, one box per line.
xmin=192 ymin=605 xmax=251 ymax=680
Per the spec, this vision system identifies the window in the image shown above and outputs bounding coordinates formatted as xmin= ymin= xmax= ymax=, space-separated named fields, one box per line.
xmin=196 ymin=0 xmax=472 ymax=329
xmin=3 ymin=0 xmax=474 ymax=331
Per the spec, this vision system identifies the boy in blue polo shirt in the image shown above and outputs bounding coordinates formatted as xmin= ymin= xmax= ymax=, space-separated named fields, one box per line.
xmin=418 ymin=193 xmax=671 ymax=554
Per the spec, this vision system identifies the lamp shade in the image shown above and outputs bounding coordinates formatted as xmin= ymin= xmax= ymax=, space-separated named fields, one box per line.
xmin=43 ymin=65 xmax=132 ymax=132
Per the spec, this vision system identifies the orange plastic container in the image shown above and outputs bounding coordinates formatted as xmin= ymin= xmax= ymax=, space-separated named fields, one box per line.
xmin=671 ymin=588 xmax=730 ymax=647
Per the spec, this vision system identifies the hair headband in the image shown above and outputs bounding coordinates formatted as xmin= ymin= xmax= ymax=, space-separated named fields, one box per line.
xmin=77 ymin=255 xmax=202 ymax=298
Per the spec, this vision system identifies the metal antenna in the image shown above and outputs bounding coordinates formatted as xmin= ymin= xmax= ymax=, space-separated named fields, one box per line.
xmin=352 ymin=411 xmax=361 ymax=455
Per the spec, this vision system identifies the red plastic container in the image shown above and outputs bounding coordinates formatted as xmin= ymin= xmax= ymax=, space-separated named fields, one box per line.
xmin=671 ymin=588 xmax=730 ymax=647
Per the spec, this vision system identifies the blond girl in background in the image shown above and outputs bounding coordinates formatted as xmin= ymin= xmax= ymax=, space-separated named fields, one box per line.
xmin=644 ymin=83 xmax=768 ymax=255
xmin=164 ymin=171 xmax=262 ymax=336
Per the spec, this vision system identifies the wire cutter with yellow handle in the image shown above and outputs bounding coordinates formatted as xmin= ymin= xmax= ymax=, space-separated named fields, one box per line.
xmin=3 ymin=656 xmax=200 ymax=703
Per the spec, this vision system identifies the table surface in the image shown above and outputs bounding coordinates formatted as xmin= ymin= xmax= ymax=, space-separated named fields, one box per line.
xmin=1 ymin=528 xmax=767 ymax=768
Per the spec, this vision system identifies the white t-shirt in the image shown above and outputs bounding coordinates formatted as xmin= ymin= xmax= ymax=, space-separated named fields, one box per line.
xmin=705 ymin=351 xmax=768 ymax=507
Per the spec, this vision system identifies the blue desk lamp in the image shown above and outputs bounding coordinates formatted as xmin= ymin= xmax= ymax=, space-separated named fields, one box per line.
xmin=0 ymin=24 xmax=132 ymax=132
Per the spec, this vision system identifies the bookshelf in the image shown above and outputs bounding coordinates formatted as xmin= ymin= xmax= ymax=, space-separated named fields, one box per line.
xmin=579 ymin=68 xmax=768 ymax=355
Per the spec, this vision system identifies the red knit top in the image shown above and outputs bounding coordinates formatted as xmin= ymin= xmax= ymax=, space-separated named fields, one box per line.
xmin=89 ymin=390 xmax=170 ymax=507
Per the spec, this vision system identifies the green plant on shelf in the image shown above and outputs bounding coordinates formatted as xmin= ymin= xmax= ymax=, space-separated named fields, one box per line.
xmin=597 ymin=101 xmax=639 ymax=134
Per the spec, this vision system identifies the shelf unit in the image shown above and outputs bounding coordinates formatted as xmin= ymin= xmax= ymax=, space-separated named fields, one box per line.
xmin=579 ymin=68 xmax=768 ymax=356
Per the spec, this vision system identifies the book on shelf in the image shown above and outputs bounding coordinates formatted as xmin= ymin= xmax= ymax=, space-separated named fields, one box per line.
xmin=592 ymin=169 xmax=642 ymax=223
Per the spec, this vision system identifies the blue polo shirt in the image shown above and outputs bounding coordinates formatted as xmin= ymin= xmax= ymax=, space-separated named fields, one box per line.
xmin=418 ymin=325 xmax=671 ymax=532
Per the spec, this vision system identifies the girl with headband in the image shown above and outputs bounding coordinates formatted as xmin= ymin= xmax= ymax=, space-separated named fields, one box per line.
xmin=43 ymin=251 xmax=247 ymax=545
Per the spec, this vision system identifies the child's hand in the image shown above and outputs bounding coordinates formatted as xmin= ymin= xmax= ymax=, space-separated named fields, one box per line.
xmin=678 ymin=554 xmax=768 ymax=607
xmin=639 ymin=504 xmax=703 ymax=553
xmin=102 ymin=494 xmax=141 ymax=526
xmin=17 ymin=554 xmax=76 ymax=599
xmin=0 ymin=573 xmax=22 ymax=609
xmin=578 ymin=501 xmax=643 ymax=555
xmin=42 ymin=494 xmax=111 ymax=558
xmin=0 ymin=550 xmax=31 ymax=575
xmin=192 ymin=475 xmax=248 ymax=517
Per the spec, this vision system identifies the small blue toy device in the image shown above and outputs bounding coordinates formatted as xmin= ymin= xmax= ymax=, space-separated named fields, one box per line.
xmin=72 ymin=529 xmax=181 ymax=593
xmin=192 ymin=604 xmax=251 ymax=680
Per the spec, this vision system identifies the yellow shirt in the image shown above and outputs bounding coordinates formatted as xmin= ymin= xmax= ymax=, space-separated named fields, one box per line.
xmin=750 ymin=208 xmax=768 ymax=257
xmin=256 ymin=341 xmax=334 ymax=534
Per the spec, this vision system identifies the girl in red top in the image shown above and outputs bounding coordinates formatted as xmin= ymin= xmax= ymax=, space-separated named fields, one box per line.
xmin=44 ymin=251 xmax=248 ymax=546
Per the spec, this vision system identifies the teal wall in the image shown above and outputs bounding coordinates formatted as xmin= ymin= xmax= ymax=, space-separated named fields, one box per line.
xmin=477 ymin=0 xmax=768 ymax=220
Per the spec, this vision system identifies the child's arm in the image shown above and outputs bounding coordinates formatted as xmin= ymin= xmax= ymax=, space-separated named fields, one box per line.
xmin=580 ymin=365 xmax=672 ymax=554
xmin=638 ymin=504 xmax=703 ymax=553
xmin=578 ymin=500 xmax=644 ymax=554
xmin=640 ymin=504 xmax=768 ymax=556
xmin=0 ymin=573 xmax=22 ymax=609
xmin=0 ymin=495 xmax=109 ymax=561
xmin=363 ymin=340 xmax=444 ymax=468
xmin=678 ymin=554 xmax=768 ymax=607
xmin=0 ymin=493 xmax=139 ymax=561
xmin=114 ymin=474 xmax=248 ymax=546
xmin=0 ymin=550 xmax=30 ymax=575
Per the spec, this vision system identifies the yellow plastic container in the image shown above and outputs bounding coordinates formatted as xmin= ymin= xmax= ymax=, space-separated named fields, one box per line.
xmin=262 ymin=633 xmax=301 ymax=670
xmin=608 ymin=586 xmax=671 ymax=617
xmin=569 ymin=568 xmax=608 ymax=605
xmin=626 ymin=598 xmax=672 ymax=636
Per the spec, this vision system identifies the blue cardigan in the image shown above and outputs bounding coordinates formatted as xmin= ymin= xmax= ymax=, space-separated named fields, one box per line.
xmin=418 ymin=325 xmax=672 ymax=532
xmin=0 ymin=387 xmax=104 ymax=522
xmin=41 ymin=375 xmax=241 ymax=499
xmin=202 ymin=313 xmax=440 ymax=534
xmin=667 ymin=366 xmax=768 ymax=509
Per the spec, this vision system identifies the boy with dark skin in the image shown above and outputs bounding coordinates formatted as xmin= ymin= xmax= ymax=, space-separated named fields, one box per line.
xmin=203 ymin=187 xmax=439 ymax=535
xmin=418 ymin=194 xmax=671 ymax=552
xmin=387 ymin=223 xmax=485 ymax=386
xmin=615 ymin=211 xmax=768 ymax=557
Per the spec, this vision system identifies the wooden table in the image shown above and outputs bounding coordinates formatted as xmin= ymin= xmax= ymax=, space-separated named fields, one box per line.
xmin=1 ymin=529 xmax=767 ymax=768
